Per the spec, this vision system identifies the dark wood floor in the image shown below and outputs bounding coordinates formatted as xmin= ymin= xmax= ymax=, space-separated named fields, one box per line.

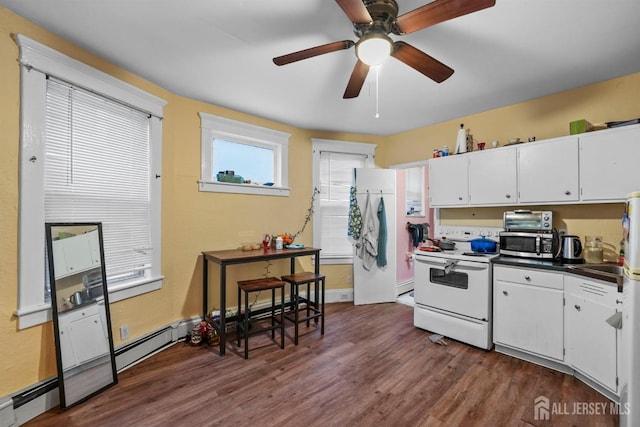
xmin=25 ymin=302 xmax=618 ymax=427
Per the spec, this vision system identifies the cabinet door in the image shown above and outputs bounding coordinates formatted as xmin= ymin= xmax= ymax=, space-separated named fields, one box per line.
xmin=494 ymin=280 xmax=564 ymax=360
xmin=57 ymin=304 xmax=110 ymax=370
xmin=468 ymin=147 xmax=517 ymax=205
xmin=518 ymin=137 xmax=579 ymax=203
xmin=565 ymin=274 xmax=619 ymax=392
xmin=54 ymin=232 xmax=100 ymax=278
xmin=566 ymin=293 xmax=618 ymax=391
xmin=428 ymin=155 xmax=468 ymax=207
xmin=579 ymin=125 xmax=640 ymax=202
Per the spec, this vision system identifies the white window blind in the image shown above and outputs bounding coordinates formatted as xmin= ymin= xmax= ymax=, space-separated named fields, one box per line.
xmin=44 ymin=78 xmax=152 ymax=283
xmin=318 ymin=151 xmax=367 ymax=258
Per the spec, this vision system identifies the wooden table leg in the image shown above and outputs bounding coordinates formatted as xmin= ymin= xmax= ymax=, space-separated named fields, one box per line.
xmin=219 ymin=264 xmax=227 ymax=355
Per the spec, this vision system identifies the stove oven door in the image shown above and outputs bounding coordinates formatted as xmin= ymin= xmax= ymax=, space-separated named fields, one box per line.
xmin=414 ymin=255 xmax=491 ymax=321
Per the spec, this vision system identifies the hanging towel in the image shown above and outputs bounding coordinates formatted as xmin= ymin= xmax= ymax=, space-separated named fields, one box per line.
xmin=407 ymin=223 xmax=426 ymax=248
xmin=377 ymin=196 xmax=387 ymax=267
xmin=359 ymin=191 xmax=378 ymax=271
xmin=347 ymin=186 xmax=363 ymax=240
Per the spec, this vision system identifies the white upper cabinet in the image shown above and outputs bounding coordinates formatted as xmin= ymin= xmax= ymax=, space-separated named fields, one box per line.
xmin=579 ymin=125 xmax=640 ymax=202
xmin=429 ymin=155 xmax=469 ymax=207
xmin=52 ymin=230 xmax=101 ymax=279
xmin=518 ymin=136 xmax=580 ymax=204
xmin=427 ymin=125 xmax=639 ymax=208
xmin=468 ymin=147 xmax=518 ymax=205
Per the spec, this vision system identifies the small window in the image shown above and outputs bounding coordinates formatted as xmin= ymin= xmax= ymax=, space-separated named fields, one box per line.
xmin=405 ymin=166 xmax=425 ymax=217
xmin=199 ymin=113 xmax=290 ymax=196
xmin=212 ymin=139 xmax=274 ymax=184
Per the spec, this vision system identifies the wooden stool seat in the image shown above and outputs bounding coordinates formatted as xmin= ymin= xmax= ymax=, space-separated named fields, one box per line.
xmin=280 ymin=272 xmax=325 ymax=345
xmin=236 ymin=277 xmax=285 ymax=359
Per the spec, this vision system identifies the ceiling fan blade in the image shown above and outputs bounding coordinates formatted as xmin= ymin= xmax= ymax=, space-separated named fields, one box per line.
xmin=335 ymin=0 xmax=373 ymax=24
xmin=391 ymin=41 xmax=454 ymax=83
xmin=343 ymin=60 xmax=370 ymax=99
xmin=396 ymin=0 xmax=496 ymax=34
xmin=273 ymin=40 xmax=355 ymax=66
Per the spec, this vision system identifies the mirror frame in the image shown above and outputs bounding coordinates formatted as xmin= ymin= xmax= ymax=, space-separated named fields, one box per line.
xmin=45 ymin=222 xmax=118 ymax=410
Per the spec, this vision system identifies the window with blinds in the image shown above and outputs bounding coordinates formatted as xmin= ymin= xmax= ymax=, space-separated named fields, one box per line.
xmin=311 ymin=138 xmax=375 ymax=263
xmin=317 ymin=151 xmax=367 ymax=258
xmin=44 ymin=78 xmax=152 ymax=285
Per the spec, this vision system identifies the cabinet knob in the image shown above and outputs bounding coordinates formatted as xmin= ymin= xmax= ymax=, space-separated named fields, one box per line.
xmin=565 ymin=190 xmax=571 ymax=196
xmin=458 ymin=196 xmax=463 ymax=201
xmin=617 ymin=299 xmax=623 ymax=304
xmin=502 ymin=290 xmax=508 ymax=296
xmin=505 ymin=194 xmax=511 ymax=199
xmin=574 ymin=304 xmax=581 ymax=311
xmin=524 ymin=276 xmax=531 ymax=281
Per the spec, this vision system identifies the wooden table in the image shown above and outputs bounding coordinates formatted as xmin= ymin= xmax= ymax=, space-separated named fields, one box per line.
xmin=202 ymin=247 xmax=321 ymax=355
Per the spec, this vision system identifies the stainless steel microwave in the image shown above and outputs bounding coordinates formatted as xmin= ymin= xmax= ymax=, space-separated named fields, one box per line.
xmin=499 ymin=231 xmax=558 ymax=259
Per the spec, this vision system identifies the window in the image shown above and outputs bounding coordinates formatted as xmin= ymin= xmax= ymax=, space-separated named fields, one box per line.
xmin=16 ymin=34 xmax=166 ymax=329
xmin=199 ymin=113 xmax=290 ymax=196
xmin=405 ymin=166 xmax=425 ymax=216
xmin=312 ymin=139 xmax=376 ymax=264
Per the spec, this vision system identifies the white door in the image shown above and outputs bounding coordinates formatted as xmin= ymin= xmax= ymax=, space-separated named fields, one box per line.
xmin=353 ymin=168 xmax=397 ymax=305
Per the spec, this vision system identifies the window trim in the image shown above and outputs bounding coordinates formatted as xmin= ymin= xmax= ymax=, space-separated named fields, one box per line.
xmin=199 ymin=112 xmax=291 ymax=196
xmin=15 ymin=34 xmax=166 ymax=329
xmin=311 ymin=138 xmax=376 ymax=265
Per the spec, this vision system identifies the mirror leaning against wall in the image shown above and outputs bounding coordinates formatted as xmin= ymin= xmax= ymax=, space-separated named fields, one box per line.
xmin=45 ymin=222 xmax=118 ymax=410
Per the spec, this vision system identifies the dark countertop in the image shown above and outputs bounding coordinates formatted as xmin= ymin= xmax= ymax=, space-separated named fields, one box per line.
xmin=493 ymin=256 xmax=623 ymax=292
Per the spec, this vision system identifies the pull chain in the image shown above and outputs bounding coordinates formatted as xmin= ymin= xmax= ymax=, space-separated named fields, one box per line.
xmin=375 ymin=66 xmax=380 ymax=119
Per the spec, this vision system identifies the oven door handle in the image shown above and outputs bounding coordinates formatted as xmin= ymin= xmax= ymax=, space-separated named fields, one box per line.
xmin=444 ymin=260 xmax=458 ymax=274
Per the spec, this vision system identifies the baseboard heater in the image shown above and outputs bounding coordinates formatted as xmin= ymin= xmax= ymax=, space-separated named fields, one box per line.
xmin=6 ymin=318 xmax=199 ymax=426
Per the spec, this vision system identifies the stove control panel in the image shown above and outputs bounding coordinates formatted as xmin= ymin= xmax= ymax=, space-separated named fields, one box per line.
xmin=434 ymin=225 xmax=503 ymax=241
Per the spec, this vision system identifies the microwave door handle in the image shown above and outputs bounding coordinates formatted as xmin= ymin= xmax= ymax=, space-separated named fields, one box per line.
xmin=535 ymin=235 xmax=541 ymax=255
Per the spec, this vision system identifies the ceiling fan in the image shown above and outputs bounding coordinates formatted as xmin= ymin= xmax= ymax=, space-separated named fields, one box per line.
xmin=273 ymin=0 xmax=496 ymax=98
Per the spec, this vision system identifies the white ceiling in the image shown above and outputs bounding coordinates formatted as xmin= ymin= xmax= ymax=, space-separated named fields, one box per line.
xmin=2 ymin=0 xmax=640 ymax=136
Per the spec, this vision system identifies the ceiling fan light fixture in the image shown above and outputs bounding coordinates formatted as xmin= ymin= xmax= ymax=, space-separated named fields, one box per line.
xmin=356 ymin=32 xmax=392 ymax=66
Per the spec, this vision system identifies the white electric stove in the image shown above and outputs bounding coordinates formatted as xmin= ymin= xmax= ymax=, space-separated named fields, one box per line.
xmin=414 ymin=226 xmax=502 ymax=350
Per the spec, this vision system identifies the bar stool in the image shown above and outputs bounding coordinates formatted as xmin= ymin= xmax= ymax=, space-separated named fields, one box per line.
xmin=280 ymin=272 xmax=325 ymax=345
xmin=236 ymin=277 xmax=285 ymax=359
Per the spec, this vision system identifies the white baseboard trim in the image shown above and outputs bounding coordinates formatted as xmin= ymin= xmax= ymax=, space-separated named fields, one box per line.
xmin=396 ymin=280 xmax=414 ymax=296
xmin=0 ymin=398 xmax=16 ymax=427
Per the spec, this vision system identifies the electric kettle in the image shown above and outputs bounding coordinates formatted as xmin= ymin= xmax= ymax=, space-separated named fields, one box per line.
xmin=559 ymin=235 xmax=584 ymax=263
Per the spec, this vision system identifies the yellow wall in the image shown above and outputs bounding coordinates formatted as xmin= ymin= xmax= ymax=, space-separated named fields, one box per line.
xmin=0 ymin=7 xmax=383 ymax=396
xmin=1 ymin=4 xmax=639 ymax=399
xmin=386 ymin=73 xmax=640 ymax=261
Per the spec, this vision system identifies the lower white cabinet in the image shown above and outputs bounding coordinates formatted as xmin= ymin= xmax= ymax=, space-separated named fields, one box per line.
xmin=493 ymin=265 xmax=565 ymax=361
xmin=57 ymin=302 xmax=110 ymax=370
xmin=565 ymin=275 xmax=621 ymax=393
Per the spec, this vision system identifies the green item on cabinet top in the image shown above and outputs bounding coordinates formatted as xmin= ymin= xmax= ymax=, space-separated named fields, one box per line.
xmin=570 ymin=119 xmax=593 ymax=135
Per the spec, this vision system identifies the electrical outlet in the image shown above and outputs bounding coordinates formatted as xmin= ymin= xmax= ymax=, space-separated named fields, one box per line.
xmin=120 ymin=324 xmax=130 ymax=340
xmin=339 ymin=292 xmax=349 ymax=301
xmin=225 ymin=322 xmax=237 ymax=333
xmin=346 ymin=275 xmax=353 ymax=284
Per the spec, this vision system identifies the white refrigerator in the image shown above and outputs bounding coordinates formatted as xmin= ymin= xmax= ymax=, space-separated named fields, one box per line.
xmin=352 ymin=168 xmax=397 ymax=305
xmin=621 ymin=191 xmax=640 ymax=425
